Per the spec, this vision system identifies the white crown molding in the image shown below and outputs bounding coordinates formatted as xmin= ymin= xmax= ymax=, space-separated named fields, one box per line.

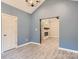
xmin=71 ymin=0 xmax=78 ymax=1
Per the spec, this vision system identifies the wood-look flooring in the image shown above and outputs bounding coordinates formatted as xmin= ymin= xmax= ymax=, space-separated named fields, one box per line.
xmin=2 ymin=37 xmax=78 ymax=59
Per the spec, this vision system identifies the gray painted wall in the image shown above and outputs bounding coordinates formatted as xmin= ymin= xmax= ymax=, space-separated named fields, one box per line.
xmin=1 ymin=0 xmax=78 ymax=51
xmin=31 ymin=0 xmax=78 ymax=50
xmin=1 ymin=2 xmax=31 ymax=45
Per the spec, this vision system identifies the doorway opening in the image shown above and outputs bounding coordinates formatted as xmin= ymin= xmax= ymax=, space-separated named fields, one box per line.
xmin=40 ymin=16 xmax=59 ymax=44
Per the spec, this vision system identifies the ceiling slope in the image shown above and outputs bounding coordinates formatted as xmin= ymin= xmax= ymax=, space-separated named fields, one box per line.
xmin=2 ymin=0 xmax=45 ymax=14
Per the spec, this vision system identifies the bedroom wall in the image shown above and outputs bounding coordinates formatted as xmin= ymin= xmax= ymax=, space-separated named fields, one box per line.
xmin=1 ymin=0 xmax=78 ymax=51
xmin=1 ymin=2 xmax=31 ymax=45
xmin=30 ymin=0 xmax=78 ymax=50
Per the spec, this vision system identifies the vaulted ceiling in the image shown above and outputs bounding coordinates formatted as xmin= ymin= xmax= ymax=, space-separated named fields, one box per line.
xmin=2 ymin=0 xmax=77 ymax=14
xmin=2 ymin=0 xmax=45 ymax=14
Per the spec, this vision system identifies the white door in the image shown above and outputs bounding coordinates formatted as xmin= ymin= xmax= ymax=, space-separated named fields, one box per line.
xmin=1 ymin=13 xmax=17 ymax=52
xmin=49 ymin=18 xmax=59 ymax=38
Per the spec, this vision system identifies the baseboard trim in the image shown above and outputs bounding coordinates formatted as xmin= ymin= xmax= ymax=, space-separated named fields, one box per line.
xmin=29 ymin=42 xmax=40 ymax=45
xmin=17 ymin=42 xmax=40 ymax=48
xmin=49 ymin=36 xmax=59 ymax=38
xmin=59 ymin=47 xmax=78 ymax=53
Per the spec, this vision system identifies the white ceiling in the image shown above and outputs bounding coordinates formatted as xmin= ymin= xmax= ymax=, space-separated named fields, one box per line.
xmin=2 ymin=0 xmax=77 ymax=14
xmin=2 ymin=0 xmax=45 ymax=14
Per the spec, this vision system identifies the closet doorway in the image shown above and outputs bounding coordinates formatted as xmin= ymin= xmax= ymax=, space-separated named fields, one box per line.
xmin=40 ymin=17 xmax=59 ymax=44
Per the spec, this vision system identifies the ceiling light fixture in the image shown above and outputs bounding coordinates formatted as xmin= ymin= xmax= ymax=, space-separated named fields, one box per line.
xmin=26 ymin=0 xmax=40 ymax=7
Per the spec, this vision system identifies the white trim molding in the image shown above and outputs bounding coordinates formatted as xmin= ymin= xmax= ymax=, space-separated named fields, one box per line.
xmin=17 ymin=42 xmax=40 ymax=48
xmin=29 ymin=42 xmax=40 ymax=45
xmin=59 ymin=47 xmax=78 ymax=53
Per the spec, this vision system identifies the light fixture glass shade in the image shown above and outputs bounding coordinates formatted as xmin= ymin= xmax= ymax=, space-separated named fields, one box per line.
xmin=28 ymin=0 xmax=33 ymax=4
xmin=26 ymin=0 xmax=40 ymax=7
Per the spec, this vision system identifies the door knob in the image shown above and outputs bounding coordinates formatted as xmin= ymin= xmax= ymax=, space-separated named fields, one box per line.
xmin=3 ymin=34 xmax=7 ymax=36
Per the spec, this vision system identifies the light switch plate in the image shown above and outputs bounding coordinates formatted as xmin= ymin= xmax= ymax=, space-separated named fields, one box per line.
xmin=35 ymin=28 xmax=38 ymax=31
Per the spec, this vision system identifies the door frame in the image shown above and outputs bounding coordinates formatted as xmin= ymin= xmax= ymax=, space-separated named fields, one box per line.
xmin=1 ymin=13 xmax=18 ymax=52
xmin=40 ymin=16 xmax=59 ymax=43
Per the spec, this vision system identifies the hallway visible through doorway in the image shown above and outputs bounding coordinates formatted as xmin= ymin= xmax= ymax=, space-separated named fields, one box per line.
xmin=40 ymin=17 xmax=59 ymax=44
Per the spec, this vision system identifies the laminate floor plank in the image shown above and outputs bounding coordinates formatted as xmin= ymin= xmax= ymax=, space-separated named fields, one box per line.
xmin=2 ymin=37 xmax=78 ymax=59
